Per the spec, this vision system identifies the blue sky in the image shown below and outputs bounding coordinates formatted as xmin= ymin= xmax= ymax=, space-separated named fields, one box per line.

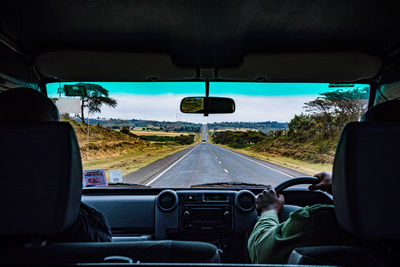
xmin=47 ymin=82 xmax=366 ymax=96
xmin=47 ymin=82 xmax=369 ymax=123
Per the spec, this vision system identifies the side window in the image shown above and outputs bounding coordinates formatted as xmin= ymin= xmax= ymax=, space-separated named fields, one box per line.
xmin=375 ymin=81 xmax=400 ymax=105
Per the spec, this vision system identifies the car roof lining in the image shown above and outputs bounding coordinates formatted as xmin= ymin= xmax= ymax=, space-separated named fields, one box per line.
xmin=218 ymin=52 xmax=382 ymax=83
xmin=35 ymin=52 xmax=197 ymax=82
xmin=34 ymin=51 xmax=382 ymax=83
xmin=1 ymin=0 xmax=400 ymax=84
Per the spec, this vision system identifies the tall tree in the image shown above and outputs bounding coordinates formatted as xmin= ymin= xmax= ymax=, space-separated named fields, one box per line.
xmin=320 ymin=89 xmax=368 ymax=125
xmin=75 ymin=83 xmax=117 ymax=124
xmin=304 ymin=98 xmax=335 ymax=138
xmin=288 ymin=113 xmax=316 ymax=140
xmin=304 ymin=88 xmax=368 ymax=138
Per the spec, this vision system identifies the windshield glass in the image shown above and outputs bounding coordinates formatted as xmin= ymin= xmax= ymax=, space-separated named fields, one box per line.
xmin=47 ymin=82 xmax=369 ymax=188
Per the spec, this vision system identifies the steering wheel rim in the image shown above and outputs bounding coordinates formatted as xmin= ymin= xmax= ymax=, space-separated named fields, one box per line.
xmin=275 ymin=176 xmax=320 ymax=194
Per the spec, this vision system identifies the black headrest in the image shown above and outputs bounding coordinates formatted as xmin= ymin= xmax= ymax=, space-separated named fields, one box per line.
xmin=333 ymin=121 xmax=400 ymax=239
xmin=0 ymin=88 xmax=60 ymax=122
xmin=361 ymin=100 xmax=400 ymax=122
xmin=0 ymin=122 xmax=82 ymax=236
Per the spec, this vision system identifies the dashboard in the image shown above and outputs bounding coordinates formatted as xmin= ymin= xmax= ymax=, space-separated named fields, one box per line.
xmin=83 ymin=190 xmax=257 ymax=262
xmin=82 ymin=188 xmax=332 ymax=262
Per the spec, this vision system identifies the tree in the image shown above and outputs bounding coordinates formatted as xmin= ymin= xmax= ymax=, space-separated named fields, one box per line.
xmin=320 ymin=88 xmax=368 ymax=126
xmin=304 ymin=88 xmax=368 ymax=138
xmin=304 ymin=98 xmax=335 ymax=138
xmin=74 ymin=83 xmax=117 ymax=124
xmin=288 ymin=113 xmax=316 ymax=140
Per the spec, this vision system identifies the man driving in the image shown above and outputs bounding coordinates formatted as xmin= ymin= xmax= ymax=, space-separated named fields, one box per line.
xmin=247 ymin=172 xmax=359 ymax=264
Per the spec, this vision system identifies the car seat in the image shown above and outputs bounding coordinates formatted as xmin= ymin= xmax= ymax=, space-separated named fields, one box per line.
xmin=0 ymin=122 xmax=220 ymax=264
xmin=288 ymin=100 xmax=400 ymax=266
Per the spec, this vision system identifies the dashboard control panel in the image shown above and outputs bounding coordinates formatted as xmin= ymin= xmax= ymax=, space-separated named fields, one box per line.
xmin=155 ymin=189 xmax=257 ymax=241
xmin=179 ymin=192 xmax=234 ymax=231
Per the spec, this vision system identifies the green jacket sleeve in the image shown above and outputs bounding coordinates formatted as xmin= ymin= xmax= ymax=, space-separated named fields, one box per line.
xmin=247 ymin=205 xmax=336 ymax=264
xmin=247 ymin=210 xmax=280 ymax=263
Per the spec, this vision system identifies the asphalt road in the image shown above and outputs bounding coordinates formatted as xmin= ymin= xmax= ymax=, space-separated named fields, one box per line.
xmin=141 ymin=125 xmax=307 ymax=188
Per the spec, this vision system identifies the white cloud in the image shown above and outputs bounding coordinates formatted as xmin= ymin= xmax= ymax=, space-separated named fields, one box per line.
xmin=87 ymin=94 xmax=316 ymax=123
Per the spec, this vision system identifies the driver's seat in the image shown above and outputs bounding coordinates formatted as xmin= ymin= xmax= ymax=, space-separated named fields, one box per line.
xmin=288 ymin=100 xmax=400 ymax=266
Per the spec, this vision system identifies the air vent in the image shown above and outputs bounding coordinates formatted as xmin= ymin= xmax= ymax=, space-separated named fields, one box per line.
xmin=235 ymin=190 xmax=255 ymax=212
xmin=157 ymin=190 xmax=178 ymax=212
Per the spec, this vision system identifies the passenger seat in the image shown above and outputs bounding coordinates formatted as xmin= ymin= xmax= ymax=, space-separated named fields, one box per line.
xmin=0 ymin=122 xmax=220 ymax=264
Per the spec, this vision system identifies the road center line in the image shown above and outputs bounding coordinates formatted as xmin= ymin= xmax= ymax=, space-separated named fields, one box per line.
xmin=145 ymin=145 xmax=199 ymax=186
xmin=215 ymin=145 xmax=294 ymax=178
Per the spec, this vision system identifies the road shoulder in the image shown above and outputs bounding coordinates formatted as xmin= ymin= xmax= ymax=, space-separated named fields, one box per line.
xmin=123 ymin=145 xmax=197 ymax=185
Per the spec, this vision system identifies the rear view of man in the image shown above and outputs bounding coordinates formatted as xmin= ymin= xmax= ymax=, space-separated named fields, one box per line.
xmin=0 ymin=87 xmax=112 ymax=242
xmin=248 ymin=172 xmax=359 ymax=263
xmin=248 ymin=99 xmax=400 ymax=264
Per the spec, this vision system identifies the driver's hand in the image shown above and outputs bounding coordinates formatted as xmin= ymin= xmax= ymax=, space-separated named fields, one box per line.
xmin=309 ymin=172 xmax=332 ymax=194
xmin=255 ymin=185 xmax=285 ymax=216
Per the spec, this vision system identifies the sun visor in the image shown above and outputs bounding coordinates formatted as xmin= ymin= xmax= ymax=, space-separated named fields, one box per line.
xmin=35 ymin=52 xmax=196 ymax=81
xmin=218 ymin=53 xmax=382 ymax=82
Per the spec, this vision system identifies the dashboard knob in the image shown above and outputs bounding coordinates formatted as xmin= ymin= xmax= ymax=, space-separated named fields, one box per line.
xmin=224 ymin=211 xmax=230 ymax=216
xmin=157 ymin=190 xmax=178 ymax=212
xmin=235 ymin=190 xmax=256 ymax=213
xmin=184 ymin=211 xmax=190 ymax=217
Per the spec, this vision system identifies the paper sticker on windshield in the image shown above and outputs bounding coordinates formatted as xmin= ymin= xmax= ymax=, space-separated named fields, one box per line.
xmin=83 ymin=169 xmax=108 ymax=188
xmin=109 ymin=170 xmax=122 ymax=184
xmin=54 ymin=98 xmax=81 ymax=113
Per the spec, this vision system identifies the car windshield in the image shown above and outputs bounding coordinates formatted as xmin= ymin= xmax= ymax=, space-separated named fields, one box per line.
xmin=47 ymin=82 xmax=370 ymax=188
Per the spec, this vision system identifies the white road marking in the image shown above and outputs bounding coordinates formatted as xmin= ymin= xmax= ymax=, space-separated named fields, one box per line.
xmin=224 ymin=169 xmax=229 ymax=173
xmin=145 ymin=145 xmax=199 ymax=186
xmin=215 ymin=145 xmax=294 ymax=178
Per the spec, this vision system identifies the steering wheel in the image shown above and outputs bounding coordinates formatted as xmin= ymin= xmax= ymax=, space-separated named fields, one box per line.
xmin=275 ymin=176 xmax=320 ymax=194
xmin=275 ymin=176 xmax=320 ymax=222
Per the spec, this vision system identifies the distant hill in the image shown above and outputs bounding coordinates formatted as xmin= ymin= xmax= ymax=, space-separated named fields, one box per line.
xmin=73 ymin=118 xmax=202 ymax=132
xmin=73 ymin=118 xmax=287 ymax=133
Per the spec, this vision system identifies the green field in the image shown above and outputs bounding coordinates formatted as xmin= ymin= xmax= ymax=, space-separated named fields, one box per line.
xmin=130 ymin=129 xmax=195 ymax=136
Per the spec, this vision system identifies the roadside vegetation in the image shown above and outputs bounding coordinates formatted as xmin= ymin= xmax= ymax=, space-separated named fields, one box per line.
xmin=208 ymin=121 xmax=287 ymax=133
xmin=212 ymin=87 xmax=369 ymax=174
xmin=66 ymin=119 xmax=198 ymax=176
xmin=129 ymin=130 xmax=194 ymax=136
xmin=120 ymin=127 xmax=195 ymax=145
xmin=57 ymin=83 xmax=199 ymax=178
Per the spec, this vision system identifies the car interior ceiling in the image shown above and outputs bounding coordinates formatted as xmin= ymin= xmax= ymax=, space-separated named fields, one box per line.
xmin=1 ymin=0 xmax=400 ymax=266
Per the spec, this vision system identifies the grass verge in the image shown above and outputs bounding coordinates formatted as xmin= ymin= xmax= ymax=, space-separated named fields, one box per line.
xmin=83 ymin=144 xmax=191 ymax=178
xmin=217 ymin=145 xmax=332 ymax=176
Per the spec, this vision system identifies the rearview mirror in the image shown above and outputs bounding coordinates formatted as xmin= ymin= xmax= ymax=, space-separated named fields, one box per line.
xmin=180 ymin=97 xmax=235 ymax=114
xmin=63 ymin=84 xmax=87 ymax=97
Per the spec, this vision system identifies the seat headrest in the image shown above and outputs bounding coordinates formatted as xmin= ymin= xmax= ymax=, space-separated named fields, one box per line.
xmin=361 ymin=100 xmax=400 ymax=122
xmin=333 ymin=122 xmax=400 ymax=239
xmin=0 ymin=88 xmax=60 ymax=122
xmin=0 ymin=122 xmax=82 ymax=236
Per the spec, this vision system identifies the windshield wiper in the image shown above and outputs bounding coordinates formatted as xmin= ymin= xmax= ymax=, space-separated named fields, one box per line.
xmin=84 ymin=183 xmax=151 ymax=188
xmin=191 ymin=182 xmax=267 ymax=188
